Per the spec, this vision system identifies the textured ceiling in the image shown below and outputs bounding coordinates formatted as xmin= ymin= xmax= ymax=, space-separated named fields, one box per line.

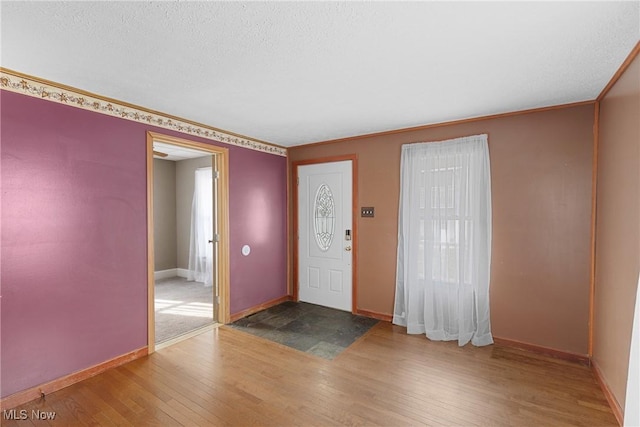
xmin=1 ymin=1 xmax=639 ymax=147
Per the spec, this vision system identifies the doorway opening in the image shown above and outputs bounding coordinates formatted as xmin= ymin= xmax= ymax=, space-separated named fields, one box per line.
xmin=146 ymin=132 xmax=230 ymax=353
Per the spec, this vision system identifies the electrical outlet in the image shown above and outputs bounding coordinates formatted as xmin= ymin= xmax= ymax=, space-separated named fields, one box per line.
xmin=361 ymin=207 xmax=375 ymax=217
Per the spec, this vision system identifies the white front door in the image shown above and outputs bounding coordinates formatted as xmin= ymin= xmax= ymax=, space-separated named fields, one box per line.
xmin=298 ymin=161 xmax=352 ymax=311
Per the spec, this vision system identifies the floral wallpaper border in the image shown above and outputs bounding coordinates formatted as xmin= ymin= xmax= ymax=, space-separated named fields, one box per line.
xmin=0 ymin=70 xmax=287 ymax=157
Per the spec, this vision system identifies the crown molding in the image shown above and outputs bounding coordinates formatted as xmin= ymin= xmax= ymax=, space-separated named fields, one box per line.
xmin=0 ymin=68 xmax=287 ymax=157
xmin=597 ymin=40 xmax=640 ymax=101
xmin=293 ymin=100 xmax=596 ymax=149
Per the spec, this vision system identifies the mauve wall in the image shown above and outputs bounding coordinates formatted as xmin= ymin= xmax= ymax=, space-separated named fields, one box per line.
xmin=593 ymin=52 xmax=640 ymax=411
xmin=0 ymin=90 xmax=287 ymax=398
xmin=289 ymin=104 xmax=594 ymax=355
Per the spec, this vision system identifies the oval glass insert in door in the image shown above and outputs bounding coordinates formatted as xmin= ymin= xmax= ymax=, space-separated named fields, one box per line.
xmin=313 ymin=183 xmax=335 ymax=251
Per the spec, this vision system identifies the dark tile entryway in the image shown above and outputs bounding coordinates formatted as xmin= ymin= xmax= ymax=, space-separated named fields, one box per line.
xmin=228 ymin=301 xmax=378 ymax=359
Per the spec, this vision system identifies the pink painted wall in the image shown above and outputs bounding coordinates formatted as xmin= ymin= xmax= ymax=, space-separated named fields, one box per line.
xmin=0 ymin=90 xmax=287 ymax=398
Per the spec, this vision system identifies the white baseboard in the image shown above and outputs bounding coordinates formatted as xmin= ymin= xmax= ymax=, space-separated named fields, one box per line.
xmin=154 ymin=268 xmax=190 ymax=280
xmin=155 ymin=269 xmax=177 ymax=280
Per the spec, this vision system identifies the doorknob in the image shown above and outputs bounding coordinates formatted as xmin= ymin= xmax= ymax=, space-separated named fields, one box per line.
xmin=208 ymin=240 xmax=214 ymax=244
xmin=345 ymin=246 xmax=352 ymax=251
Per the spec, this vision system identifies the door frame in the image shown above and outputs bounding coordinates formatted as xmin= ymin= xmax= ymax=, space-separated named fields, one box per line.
xmin=292 ymin=155 xmax=358 ymax=313
xmin=146 ymin=131 xmax=231 ymax=354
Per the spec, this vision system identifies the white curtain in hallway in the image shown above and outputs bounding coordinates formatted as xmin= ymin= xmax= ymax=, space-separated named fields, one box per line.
xmin=187 ymin=167 xmax=213 ymax=287
xmin=393 ymin=134 xmax=493 ymax=346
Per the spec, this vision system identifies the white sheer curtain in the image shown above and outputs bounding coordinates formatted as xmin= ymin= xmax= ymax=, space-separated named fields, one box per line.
xmin=187 ymin=167 xmax=213 ymax=287
xmin=393 ymin=134 xmax=492 ymax=346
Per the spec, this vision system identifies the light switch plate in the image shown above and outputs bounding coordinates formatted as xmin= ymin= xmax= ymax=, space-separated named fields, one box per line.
xmin=361 ymin=207 xmax=375 ymax=217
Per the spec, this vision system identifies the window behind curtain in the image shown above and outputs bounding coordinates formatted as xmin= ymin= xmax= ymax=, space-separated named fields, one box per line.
xmin=418 ymin=161 xmax=473 ymax=286
xmin=394 ymin=133 xmax=492 ymax=346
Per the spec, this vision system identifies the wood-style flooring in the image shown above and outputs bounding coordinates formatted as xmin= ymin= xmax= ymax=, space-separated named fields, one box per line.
xmin=3 ymin=322 xmax=617 ymax=426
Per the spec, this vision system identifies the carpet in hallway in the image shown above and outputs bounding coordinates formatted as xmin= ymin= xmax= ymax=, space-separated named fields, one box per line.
xmin=155 ymin=276 xmax=214 ymax=343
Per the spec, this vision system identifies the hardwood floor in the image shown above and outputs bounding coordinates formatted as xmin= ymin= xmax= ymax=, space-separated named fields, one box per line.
xmin=3 ymin=322 xmax=617 ymax=426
